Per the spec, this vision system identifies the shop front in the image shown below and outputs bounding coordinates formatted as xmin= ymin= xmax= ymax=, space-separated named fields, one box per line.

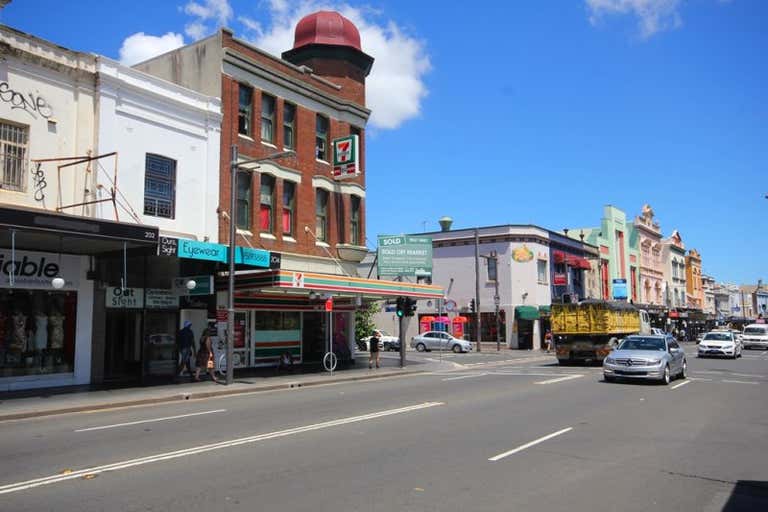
xmin=513 ymin=305 xmax=540 ymax=350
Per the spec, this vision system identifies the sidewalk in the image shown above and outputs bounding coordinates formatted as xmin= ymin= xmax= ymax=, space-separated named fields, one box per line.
xmin=0 ymin=354 xmax=438 ymax=422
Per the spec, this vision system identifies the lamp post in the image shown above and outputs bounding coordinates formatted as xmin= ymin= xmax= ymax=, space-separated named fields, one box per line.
xmin=227 ymin=145 xmax=294 ymax=385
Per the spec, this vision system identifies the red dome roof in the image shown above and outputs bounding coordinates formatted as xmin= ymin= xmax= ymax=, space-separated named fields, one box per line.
xmin=292 ymin=11 xmax=362 ymax=51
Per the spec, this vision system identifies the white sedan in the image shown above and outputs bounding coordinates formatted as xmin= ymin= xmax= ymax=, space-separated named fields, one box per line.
xmin=410 ymin=331 xmax=473 ymax=353
xmin=698 ymin=331 xmax=742 ymax=359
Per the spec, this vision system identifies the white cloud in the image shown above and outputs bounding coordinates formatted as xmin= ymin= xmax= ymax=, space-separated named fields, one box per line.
xmin=182 ymin=0 xmax=233 ymax=40
xmin=586 ymin=0 xmax=683 ymax=38
xmin=185 ymin=22 xmax=208 ymax=40
xmin=118 ymin=32 xmax=185 ymax=65
xmin=242 ymin=1 xmax=431 ymax=130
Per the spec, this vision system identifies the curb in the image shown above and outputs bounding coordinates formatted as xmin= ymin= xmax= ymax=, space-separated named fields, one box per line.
xmin=0 ymin=368 xmax=428 ymax=422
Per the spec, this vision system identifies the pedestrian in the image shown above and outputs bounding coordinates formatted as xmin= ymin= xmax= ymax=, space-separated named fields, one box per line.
xmin=369 ymin=330 xmax=381 ymax=369
xmin=544 ymin=330 xmax=553 ymax=353
xmin=194 ymin=327 xmax=219 ymax=383
xmin=177 ymin=320 xmax=195 ymax=377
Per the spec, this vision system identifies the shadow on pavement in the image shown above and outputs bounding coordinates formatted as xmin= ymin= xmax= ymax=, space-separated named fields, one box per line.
xmin=722 ymin=481 xmax=768 ymax=511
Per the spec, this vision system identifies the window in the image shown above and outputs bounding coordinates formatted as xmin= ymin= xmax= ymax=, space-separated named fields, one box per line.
xmin=236 ymin=171 xmax=251 ymax=229
xmin=350 ymin=195 xmax=361 ymax=245
xmin=238 ymin=85 xmax=252 ymax=136
xmin=282 ymin=181 xmax=296 ymax=237
xmin=144 ymin=154 xmax=176 ymax=218
xmin=315 ymin=115 xmax=329 ymax=160
xmin=537 ymin=260 xmax=548 ymax=284
xmin=487 ymin=256 xmax=498 ymax=281
xmin=0 ymin=121 xmax=28 ymax=191
xmin=261 ymin=94 xmax=275 ymax=143
xmin=259 ymin=174 xmax=275 ymax=233
xmin=283 ymin=103 xmax=296 ymax=149
xmin=315 ymin=189 xmax=328 ymax=241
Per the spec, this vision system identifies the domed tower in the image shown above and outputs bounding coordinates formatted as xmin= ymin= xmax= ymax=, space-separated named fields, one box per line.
xmin=282 ymin=11 xmax=374 ymax=106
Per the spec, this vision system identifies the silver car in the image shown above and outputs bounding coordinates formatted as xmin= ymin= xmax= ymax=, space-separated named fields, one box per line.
xmin=603 ymin=335 xmax=687 ymax=385
xmin=410 ymin=331 xmax=473 ymax=353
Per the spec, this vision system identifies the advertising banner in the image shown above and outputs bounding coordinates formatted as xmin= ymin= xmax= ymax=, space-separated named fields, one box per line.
xmin=612 ymin=278 xmax=628 ymax=300
xmin=377 ymin=235 xmax=433 ymax=277
xmin=0 ymin=249 xmax=80 ymax=290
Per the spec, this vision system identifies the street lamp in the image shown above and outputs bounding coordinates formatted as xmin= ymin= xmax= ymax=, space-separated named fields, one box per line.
xmin=227 ymin=145 xmax=295 ymax=385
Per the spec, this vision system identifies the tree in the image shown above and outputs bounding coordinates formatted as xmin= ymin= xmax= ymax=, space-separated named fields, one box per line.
xmin=355 ymin=300 xmax=379 ymax=342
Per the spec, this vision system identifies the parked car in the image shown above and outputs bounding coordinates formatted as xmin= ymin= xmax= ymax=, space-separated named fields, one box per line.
xmin=742 ymin=324 xmax=768 ymax=350
xmin=357 ymin=330 xmax=398 ymax=351
xmin=698 ymin=331 xmax=742 ymax=359
xmin=410 ymin=331 xmax=473 ymax=353
xmin=603 ymin=335 xmax=686 ymax=385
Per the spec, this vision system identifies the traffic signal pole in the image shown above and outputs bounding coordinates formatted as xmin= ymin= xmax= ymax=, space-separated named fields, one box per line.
xmin=399 ymin=314 xmax=406 ymax=368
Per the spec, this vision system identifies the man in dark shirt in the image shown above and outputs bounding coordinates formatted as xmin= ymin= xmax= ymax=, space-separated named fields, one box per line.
xmin=177 ymin=321 xmax=195 ymax=376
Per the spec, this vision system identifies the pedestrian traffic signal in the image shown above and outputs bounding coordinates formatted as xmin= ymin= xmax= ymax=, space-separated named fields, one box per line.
xmin=470 ymin=299 xmax=476 ymax=313
xmin=395 ymin=296 xmax=406 ymax=318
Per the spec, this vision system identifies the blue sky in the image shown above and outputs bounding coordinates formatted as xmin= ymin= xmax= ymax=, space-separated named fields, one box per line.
xmin=2 ymin=1 xmax=765 ymax=284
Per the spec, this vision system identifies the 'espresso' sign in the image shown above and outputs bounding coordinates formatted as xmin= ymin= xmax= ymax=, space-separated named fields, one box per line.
xmin=0 ymin=249 xmax=80 ymax=289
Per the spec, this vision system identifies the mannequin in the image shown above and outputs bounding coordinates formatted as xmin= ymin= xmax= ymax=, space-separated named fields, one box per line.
xmin=48 ymin=302 xmax=65 ymax=350
xmin=11 ymin=311 xmax=27 ymax=352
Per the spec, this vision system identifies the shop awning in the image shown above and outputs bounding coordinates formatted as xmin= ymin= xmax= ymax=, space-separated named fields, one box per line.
xmin=420 ymin=316 xmax=436 ymax=323
xmin=553 ymin=251 xmax=565 ymax=263
xmin=452 ymin=316 xmax=469 ymax=323
xmin=434 ymin=316 xmax=450 ymax=323
xmin=515 ymin=305 xmax=540 ymax=320
xmin=538 ymin=305 xmax=551 ymax=315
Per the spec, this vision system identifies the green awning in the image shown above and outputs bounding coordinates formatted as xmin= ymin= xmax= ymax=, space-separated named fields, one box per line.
xmin=515 ymin=305 xmax=540 ymax=320
xmin=538 ymin=305 xmax=551 ymax=315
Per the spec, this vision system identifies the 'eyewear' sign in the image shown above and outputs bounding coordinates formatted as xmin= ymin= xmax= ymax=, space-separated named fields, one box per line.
xmin=0 ymin=249 xmax=80 ymax=290
xmin=177 ymin=239 xmax=227 ymax=263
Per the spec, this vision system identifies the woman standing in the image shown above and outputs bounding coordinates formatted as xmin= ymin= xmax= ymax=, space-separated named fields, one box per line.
xmin=195 ymin=328 xmax=219 ymax=383
xmin=369 ymin=330 xmax=381 ymax=369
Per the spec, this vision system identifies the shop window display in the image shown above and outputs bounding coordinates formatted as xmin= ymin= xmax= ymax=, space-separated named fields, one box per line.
xmin=0 ymin=290 xmax=76 ymax=377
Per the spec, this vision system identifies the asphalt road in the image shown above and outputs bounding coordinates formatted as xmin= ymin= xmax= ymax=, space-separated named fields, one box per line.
xmin=1 ymin=346 xmax=767 ymax=511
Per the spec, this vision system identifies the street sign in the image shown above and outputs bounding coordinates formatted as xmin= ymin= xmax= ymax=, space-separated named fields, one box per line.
xmin=444 ymin=299 xmax=457 ymax=312
xmin=612 ymin=278 xmax=628 ymax=300
xmin=325 ymin=297 xmax=333 ymax=312
xmin=377 ymin=235 xmax=433 ymax=277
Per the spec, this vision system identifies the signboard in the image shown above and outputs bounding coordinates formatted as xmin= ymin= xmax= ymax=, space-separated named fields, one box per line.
xmin=145 ymin=289 xmax=179 ymax=309
xmin=332 ymin=135 xmax=360 ymax=180
xmin=512 ymin=245 xmax=534 ymax=263
xmin=444 ymin=300 xmax=457 ymax=312
xmin=553 ymin=273 xmax=567 ymax=286
xmin=0 ymin=249 xmax=80 ymax=290
xmin=612 ymin=278 xmax=628 ymax=300
xmin=377 ymin=235 xmax=433 ymax=277
xmin=177 ymin=239 xmax=227 ymax=263
xmin=292 ymin=272 xmax=305 ymax=288
xmin=106 ymin=287 xmax=144 ymax=308
xmin=158 ymin=236 xmax=178 ymax=257
xmin=173 ymin=275 xmax=214 ymax=296
xmin=235 ymin=247 xmax=270 ymax=267
xmin=269 ymin=252 xmax=282 ymax=269
xmin=325 ymin=298 xmax=333 ymax=312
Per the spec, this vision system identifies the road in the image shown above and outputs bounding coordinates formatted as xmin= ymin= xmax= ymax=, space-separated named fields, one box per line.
xmin=1 ymin=346 xmax=767 ymax=511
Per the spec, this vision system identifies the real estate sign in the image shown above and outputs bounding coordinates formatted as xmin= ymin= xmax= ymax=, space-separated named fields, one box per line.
xmin=377 ymin=235 xmax=433 ymax=277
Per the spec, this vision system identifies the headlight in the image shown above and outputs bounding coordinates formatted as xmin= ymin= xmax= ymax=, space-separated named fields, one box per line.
xmin=604 ymin=357 xmax=615 ymax=364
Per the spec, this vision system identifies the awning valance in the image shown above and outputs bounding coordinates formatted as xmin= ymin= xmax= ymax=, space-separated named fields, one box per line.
xmin=538 ymin=305 xmax=551 ymax=315
xmin=553 ymin=251 xmax=565 ymax=263
xmin=515 ymin=305 xmax=540 ymax=320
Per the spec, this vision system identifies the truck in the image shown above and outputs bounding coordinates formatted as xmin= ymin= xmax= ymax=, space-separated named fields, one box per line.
xmin=551 ymin=300 xmax=651 ymax=365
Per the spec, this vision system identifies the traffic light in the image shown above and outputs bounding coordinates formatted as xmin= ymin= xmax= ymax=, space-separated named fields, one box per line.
xmin=395 ymin=296 xmax=406 ymax=318
xmin=470 ymin=299 xmax=476 ymax=313
xmin=404 ymin=297 xmax=417 ymax=317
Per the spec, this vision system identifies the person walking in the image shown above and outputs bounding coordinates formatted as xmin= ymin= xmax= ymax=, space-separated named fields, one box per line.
xmin=369 ymin=330 xmax=381 ymax=369
xmin=194 ymin=327 xmax=219 ymax=383
xmin=544 ymin=330 xmax=553 ymax=353
xmin=177 ymin=321 xmax=195 ymax=377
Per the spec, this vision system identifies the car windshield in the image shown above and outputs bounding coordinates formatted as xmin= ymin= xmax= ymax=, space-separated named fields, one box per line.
xmin=618 ymin=337 xmax=666 ymax=351
xmin=704 ymin=333 xmax=732 ymax=341
xmin=744 ymin=327 xmax=767 ymax=335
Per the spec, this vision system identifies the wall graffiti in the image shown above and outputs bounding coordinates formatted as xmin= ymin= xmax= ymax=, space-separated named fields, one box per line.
xmin=0 ymin=81 xmax=53 ymax=120
xmin=31 ymin=162 xmax=47 ymax=202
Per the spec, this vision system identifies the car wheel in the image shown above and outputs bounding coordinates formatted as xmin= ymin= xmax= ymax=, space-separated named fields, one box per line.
xmin=452 ymin=344 xmax=462 ymax=354
xmin=660 ymin=365 xmax=671 ymax=385
xmin=680 ymin=360 xmax=687 ymax=379
xmin=415 ymin=343 xmax=426 ymax=352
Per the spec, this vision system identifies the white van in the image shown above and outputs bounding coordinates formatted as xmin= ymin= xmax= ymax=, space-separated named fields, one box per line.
xmin=742 ymin=324 xmax=768 ymax=350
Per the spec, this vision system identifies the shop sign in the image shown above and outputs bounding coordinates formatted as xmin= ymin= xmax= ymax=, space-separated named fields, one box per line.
xmin=612 ymin=279 xmax=628 ymax=300
xmin=332 ymin=135 xmax=360 ymax=180
xmin=173 ymin=275 xmax=213 ymax=296
xmin=235 ymin=247 xmax=270 ymax=267
xmin=158 ymin=236 xmax=178 ymax=257
xmin=554 ymin=273 xmax=567 ymax=286
xmin=106 ymin=287 xmax=144 ymax=308
xmin=0 ymin=249 xmax=80 ymax=290
xmin=377 ymin=235 xmax=433 ymax=277
xmin=512 ymin=245 xmax=534 ymax=263
xmin=269 ymin=252 xmax=282 ymax=269
xmin=145 ymin=289 xmax=179 ymax=309
xmin=177 ymin=239 xmax=227 ymax=263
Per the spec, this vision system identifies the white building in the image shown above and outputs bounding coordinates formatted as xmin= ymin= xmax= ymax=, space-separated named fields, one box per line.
xmin=661 ymin=230 xmax=687 ymax=308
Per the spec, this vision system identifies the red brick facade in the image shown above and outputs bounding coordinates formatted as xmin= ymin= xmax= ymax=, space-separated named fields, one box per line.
xmin=218 ymin=31 xmax=367 ymax=259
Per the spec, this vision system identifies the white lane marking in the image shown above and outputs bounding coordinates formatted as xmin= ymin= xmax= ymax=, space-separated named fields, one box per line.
xmin=727 ymin=372 xmax=766 ymax=378
xmin=534 ymin=374 xmax=583 ymax=385
xmin=721 ymin=380 xmax=760 ymax=385
xmin=489 ymin=427 xmax=573 ymax=462
xmin=0 ymin=402 xmax=443 ymax=495
xmin=670 ymin=380 xmax=691 ymax=390
xmin=75 ymin=409 xmax=227 ymax=432
xmin=442 ymin=373 xmax=488 ymax=382
xmin=689 ymin=377 xmax=713 ymax=382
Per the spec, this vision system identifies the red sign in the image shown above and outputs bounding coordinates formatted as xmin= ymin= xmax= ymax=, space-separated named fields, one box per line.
xmin=325 ymin=298 xmax=333 ymax=312
xmin=216 ymin=309 xmax=228 ymax=321
xmin=554 ymin=273 xmax=567 ymax=286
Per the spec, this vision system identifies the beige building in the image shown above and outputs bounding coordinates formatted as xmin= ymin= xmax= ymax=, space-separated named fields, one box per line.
xmin=685 ymin=249 xmax=703 ymax=310
xmin=634 ymin=204 xmax=664 ymax=305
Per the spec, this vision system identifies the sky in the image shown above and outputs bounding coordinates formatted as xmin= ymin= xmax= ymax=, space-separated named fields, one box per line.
xmin=1 ymin=0 xmax=765 ymax=285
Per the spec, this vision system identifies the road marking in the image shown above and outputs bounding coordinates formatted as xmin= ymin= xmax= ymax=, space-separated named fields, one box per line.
xmin=489 ymin=427 xmax=573 ymax=461
xmin=534 ymin=374 xmax=583 ymax=385
xmin=670 ymin=380 xmax=691 ymax=390
xmin=75 ymin=409 xmax=227 ymax=432
xmin=721 ymin=380 xmax=759 ymax=385
xmin=0 ymin=402 xmax=443 ymax=495
xmin=442 ymin=373 xmax=488 ymax=381
xmin=689 ymin=377 xmax=713 ymax=381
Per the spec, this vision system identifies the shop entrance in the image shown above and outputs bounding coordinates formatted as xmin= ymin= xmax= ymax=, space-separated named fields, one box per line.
xmin=517 ymin=320 xmax=534 ymax=350
xmin=104 ymin=311 xmax=142 ymax=382
xmin=302 ymin=312 xmax=326 ymax=363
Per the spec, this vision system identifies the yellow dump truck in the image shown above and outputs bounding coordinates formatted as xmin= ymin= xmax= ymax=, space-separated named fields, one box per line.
xmin=551 ymin=300 xmax=651 ymax=364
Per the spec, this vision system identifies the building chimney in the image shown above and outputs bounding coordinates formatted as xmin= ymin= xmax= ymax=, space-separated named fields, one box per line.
xmin=438 ymin=216 xmax=453 ymax=232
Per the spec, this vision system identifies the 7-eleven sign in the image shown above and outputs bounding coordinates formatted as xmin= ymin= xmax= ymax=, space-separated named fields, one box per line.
xmin=332 ymin=135 xmax=360 ymax=180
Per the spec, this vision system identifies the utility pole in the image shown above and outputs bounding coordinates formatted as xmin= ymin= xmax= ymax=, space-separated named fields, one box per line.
xmin=474 ymin=228 xmax=482 ymax=352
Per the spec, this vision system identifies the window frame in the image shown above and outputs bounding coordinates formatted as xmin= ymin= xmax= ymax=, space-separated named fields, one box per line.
xmin=259 ymin=174 xmax=276 ymax=234
xmin=282 ymin=180 xmax=296 ymax=237
xmin=315 ymin=188 xmax=329 ymax=242
xmin=315 ymin=114 xmax=329 ymax=161
xmin=350 ymin=195 xmax=361 ymax=246
xmin=261 ymin=93 xmax=276 ymax=143
xmin=537 ymin=259 xmax=548 ymax=284
xmin=283 ymin=102 xmax=296 ymax=150
xmin=143 ymin=153 xmax=177 ymax=219
xmin=0 ymin=120 xmax=29 ymax=192
xmin=238 ymin=84 xmax=253 ymax=136
xmin=235 ymin=170 xmax=252 ymax=230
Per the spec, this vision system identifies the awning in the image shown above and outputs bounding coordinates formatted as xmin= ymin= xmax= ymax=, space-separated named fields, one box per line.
xmin=565 ymin=254 xmax=591 ymax=269
xmin=538 ymin=305 xmax=551 ymax=315
xmin=553 ymin=251 xmax=565 ymax=263
xmin=452 ymin=316 xmax=469 ymax=323
xmin=420 ymin=316 xmax=436 ymax=323
xmin=515 ymin=305 xmax=540 ymax=320
xmin=578 ymin=258 xmax=591 ymax=270
xmin=434 ymin=316 xmax=450 ymax=323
